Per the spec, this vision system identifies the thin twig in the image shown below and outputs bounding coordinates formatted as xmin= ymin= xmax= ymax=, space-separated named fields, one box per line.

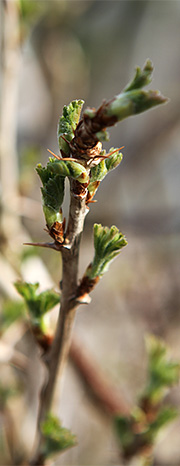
xmin=30 ymin=185 xmax=88 ymax=465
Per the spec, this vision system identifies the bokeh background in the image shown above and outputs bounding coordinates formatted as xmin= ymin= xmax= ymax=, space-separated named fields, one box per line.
xmin=1 ymin=1 xmax=180 ymax=465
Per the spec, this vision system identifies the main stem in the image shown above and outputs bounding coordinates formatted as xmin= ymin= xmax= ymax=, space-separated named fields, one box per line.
xmin=30 ymin=186 xmax=87 ymax=465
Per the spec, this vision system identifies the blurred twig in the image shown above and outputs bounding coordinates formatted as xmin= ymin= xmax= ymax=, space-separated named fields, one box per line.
xmin=70 ymin=336 xmax=131 ymax=417
xmin=0 ymin=1 xmax=22 ymax=245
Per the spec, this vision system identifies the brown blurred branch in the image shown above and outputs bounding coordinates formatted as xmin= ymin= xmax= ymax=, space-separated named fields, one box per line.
xmin=70 ymin=336 xmax=131 ymax=417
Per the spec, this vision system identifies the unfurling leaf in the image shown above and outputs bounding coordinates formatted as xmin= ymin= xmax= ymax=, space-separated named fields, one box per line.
xmin=88 ymin=148 xmax=123 ymax=201
xmin=114 ymin=416 xmax=135 ymax=451
xmin=36 ymin=164 xmax=65 ymax=228
xmin=106 ymin=89 xmax=167 ymax=122
xmin=114 ymin=336 xmax=179 ymax=462
xmin=14 ymin=281 xmax=59 ymax=330
xmin=57 ymin=100 xmax=84 ymax=155
xmin=86 ymin=224 xmax=127 ymax=279
xmin=41 ymin=414 xmax=76 ymax=458
xmin=146 ymin=406 xmax=178 ymax=442
xmin=36 ymin=158 xmax=89 ymax=229
xmin=47 ymin=159 xmax=89 ymax=184
xmin=84 ymin=60 xmax=168 ymax=132
xmin=123 ymin=59 xmax=153 ymax=92
xmin=142 ymin=335 xmax=180 ymax=403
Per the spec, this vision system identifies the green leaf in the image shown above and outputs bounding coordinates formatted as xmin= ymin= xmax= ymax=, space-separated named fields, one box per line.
xmin=37 ymin=158 xmax=89 ymax=227
xmin=106 ymin=89 xmax=167 ymax=122
xmin=90 ymin=158 xmax=107 ymax=183
xmin=88 ymin=148 xmax=123 ymax=200
xmin=14 ymin=281 xmax=39 ymax=303
xmin=114 ymin=337 xmax=179 ymax=461
xmin=36 ymin=165 xmax=65 ymax=228
xmin=123 ymin=59 xmax=153 ymax=92
xmin=47 ymin=159 xmax=89 ymax=184
xmin=89 ymin=148 xmax=123 ymax=184
xmin=143 ymin=335 xmax=180 ymax=403
xmin=14 ymin=282 xmax=60 ymax=327
xmin=114 ymin=416 xmax=134 ymax=450
xmin=146 ymin=406 xmax=178 ymax=443
xmin=41 ymin=414 xmax=76 ymax=458
xmin=86 ymin=224 xmax=127 ymax=279
xmin=57 ymin=100 xmax=84 ymax=155
xmin=41 ymin=176 xmax=65 ymax=212
xmin=84 ymin=60 xmax=167 ymax=128
xmin=105 ymin=147 xmax=123 ymax=171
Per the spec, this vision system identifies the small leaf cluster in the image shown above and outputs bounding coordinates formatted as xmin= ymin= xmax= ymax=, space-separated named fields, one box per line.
xmin=36 ymin=158 xmax=88 ymax=228
xmin=57 ymin=100 xmax=84 ymax=155
xmin=143 ymin=335 xmax=180 ymax=403
xmin=105 ymin=60 xmax=167 ymax=123
xmin=85 ymin=224 xmax=127 ymax=280
xmin=36 ymin=165 xmax=65 ymax=228
xmin=41 ymin=414 xmax=76 ymax=458
xmin=14 ymin=281 xmax=59 ymax=331
xmin=115 ymin=407 xmax=177 ymax=462
xmin=114 ymin=336 xmax=180 ymax=462
xmin=84 ymin=60 xmax=167 ymax=142
xmin=88 ymin=148 xmax=123 ymax=200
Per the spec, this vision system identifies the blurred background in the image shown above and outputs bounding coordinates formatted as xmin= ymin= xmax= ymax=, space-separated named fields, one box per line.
xmin=0 ymin=1 xmax=180 ymax=465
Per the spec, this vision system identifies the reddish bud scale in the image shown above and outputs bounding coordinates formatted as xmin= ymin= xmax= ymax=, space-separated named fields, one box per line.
xmin=32 ymin=326 xmax=53 ymax=352
xmin=77 ymin=273 xmax=100 ymax=303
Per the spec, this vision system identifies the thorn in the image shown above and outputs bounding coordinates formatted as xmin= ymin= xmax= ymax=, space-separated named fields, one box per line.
xmin=98 ymin=146 xmax=124 ymax=160
xmin=47 ymin=148 xmax=78 ymax=163
xmin=23 ymin=242 xmax=62 ymax=251
xmin=62 ymin=157 xmax=79 ymax=162
xmin=47 ymin=148 xmax=61 ymax=160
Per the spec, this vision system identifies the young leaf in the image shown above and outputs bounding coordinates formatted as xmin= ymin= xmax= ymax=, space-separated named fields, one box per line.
xmin=14 ymin=281 xmax=60 ymax=327
xmin=41 ymin=414 xmax=76 ymax=458
xmin=57 ymin=100 xmax=84 ymax=155
xmin=142 ymin=335 xmax=180 ymax=403
xmin=85 ymin=224 xmax=127 ymax=279
xmin=36 ymin=165 xmax=65 ymax=228
xmin=84 ymin=60 xmax=167 ymax=131
xmin=105 ymin=147 xmax=123 ymax=171
xmin=90 ymin=158 xmax=107 ymax=183
xmin=47 ymin=158 xmax=89 ymax=184
xmin=106 ymin=89 xmax=167 ymax=123
xmin=114 ymin=416 xmax=134 ymax=451
xmin=146 ymin=406 xmax=178 ymax=443
xmin=88 ymin=148 xmax=123 ymax=200
xmin=114 ymin=337 xmax=179 ymax=462
xmin=36 ymin=158 xmax=89 ymax=228
xmin=123 ymin=59 xmax=153 ymax=92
